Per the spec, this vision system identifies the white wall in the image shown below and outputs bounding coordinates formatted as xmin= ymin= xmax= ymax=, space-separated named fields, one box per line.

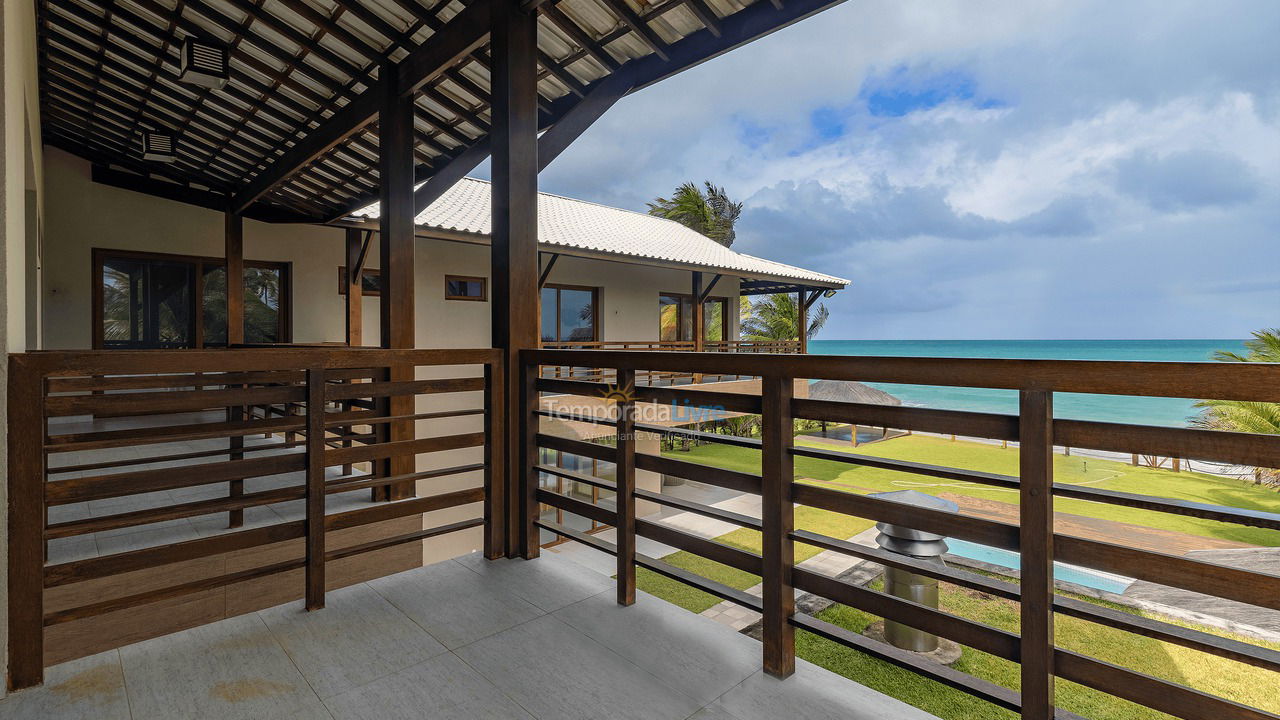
xmin=42 ymin=148 xmax=379 ymax=349
xmin=43 ymin=147 xmax=739 ymax=351
xmin=1 ymin=0 xmax=44 ymax=695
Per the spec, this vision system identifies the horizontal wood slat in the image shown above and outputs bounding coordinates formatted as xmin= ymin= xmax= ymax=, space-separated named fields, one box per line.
xmin=45 ymin=486 xmax=305 ymax=539
xmin=324 ymin=487 xmax=486 ymax=532
xmin=44 ymin=559 xmax=308 ymax=626
xmin=43 ymin=521 xmax=307 ymax=588
xmin=44 ymin=384 xmax=305 ymax=417
xmin=794 ymin=482 xmax=1021 ymax=550
xmin=1055 ymin=535 xmax=1280 ymax=611
xmin=21 ymin=347 xmax=501 ymax=377
xmin=325 ymin=376 xmax=485 ymax=401
xmin=634 ymin=453 xmax=763 ymax=494
xmin=45 ymin=454 xmax=307 ymax=505
xmin=46 ymin=415 xmax=306 ymax=452
xmin=794 ymin=529 xmax=1280 ymax=673
xmin=535 ymin=376 xmax=764 ymax=414
xmin=793 ymin=567 xmax=1020 ymax=661
xmin=1054 ymin=650 xmax=1280 ymax=720
xmin=325 ymin=432 xmax=486 ymax=466
xmin=535 ymin=433 xmax=619 ymax=462
xmin=1056 ymin=419 xmax=1280 ymax=469
xmin=46 ymin=369 xmax=305 ymax=393
xmin=792 ymin=398 xmax=1019 ymax=440
xmin=791 ymin=613 xmax=1027 ymax=715
xmin=526 ymin=349 xmax=1280 ymax=402
xmin=791 ymin=444 xmax=1019 ymax=489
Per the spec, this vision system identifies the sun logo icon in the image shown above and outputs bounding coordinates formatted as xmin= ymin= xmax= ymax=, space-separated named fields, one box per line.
xmin=598 ymin=383 xmax=635 ymax=403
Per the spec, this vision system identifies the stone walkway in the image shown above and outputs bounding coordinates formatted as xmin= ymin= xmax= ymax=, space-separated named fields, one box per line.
xmin=702 ymin=528 xmax=885 ymax=631
xmin=1123 ymin=547 xmax=1280 ymax=634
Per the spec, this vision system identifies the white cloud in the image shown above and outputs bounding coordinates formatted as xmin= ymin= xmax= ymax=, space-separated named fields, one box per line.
xmin=539 ymin=0 xmax=1280 ymax=339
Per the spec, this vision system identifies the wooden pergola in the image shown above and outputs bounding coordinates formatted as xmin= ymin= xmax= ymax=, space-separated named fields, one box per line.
xmin=38 ymin=0 xmax=847 ymax=533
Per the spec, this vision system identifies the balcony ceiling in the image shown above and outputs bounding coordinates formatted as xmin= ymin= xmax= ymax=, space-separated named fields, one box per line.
xmin=38 ymin=0 xmax=846 ymax=224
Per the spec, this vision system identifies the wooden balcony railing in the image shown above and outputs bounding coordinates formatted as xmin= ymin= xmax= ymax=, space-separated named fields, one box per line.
xmin=522 ymin=349 xmax=1280 ymax=720
xmin=537 ymin=339 xmax=802 ymax=384
xmin=6 ymin=347 xmax=503 ymax=690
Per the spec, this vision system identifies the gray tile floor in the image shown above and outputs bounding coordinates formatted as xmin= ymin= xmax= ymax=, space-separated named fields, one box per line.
xmin=0 ymin=551 xmax=938 ymax=720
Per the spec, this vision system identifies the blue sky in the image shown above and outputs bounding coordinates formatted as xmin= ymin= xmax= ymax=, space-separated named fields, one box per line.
xmin=532 ymin=0 xmax=1280 ymax=340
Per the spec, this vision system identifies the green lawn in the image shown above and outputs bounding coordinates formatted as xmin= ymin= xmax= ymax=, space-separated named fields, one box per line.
xmin=637 ymin=544 xmax=1280 ymax=720
xmin=635 ymin=432 xmax=1280 ymax=719
xmin=666 ymin=433 xmax=1280 ymax=546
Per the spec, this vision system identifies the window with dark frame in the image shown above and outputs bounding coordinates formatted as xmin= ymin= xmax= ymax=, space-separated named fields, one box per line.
xmin=541 ymin=284 xmax=598 ymax=342
xmin=337 ymin=266 xmax=382 ymax=296
xmin=658 ymin=293 xmax=729 ymax=342
xmin=445 ymin=275 xmax=487 ymax=301
xmin=94 ymin=248 xmax=291 ymax=349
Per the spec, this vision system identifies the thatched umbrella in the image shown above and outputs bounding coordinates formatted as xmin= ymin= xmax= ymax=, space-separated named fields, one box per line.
xmin=807 ymin=380 xmax=901 ymax=406
xmin=806 ymin=380 xmax=901 ymax=444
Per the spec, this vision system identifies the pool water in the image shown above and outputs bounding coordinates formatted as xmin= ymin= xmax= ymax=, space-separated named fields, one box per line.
xmin=945 ymin=539 xmax=1135 ymax=595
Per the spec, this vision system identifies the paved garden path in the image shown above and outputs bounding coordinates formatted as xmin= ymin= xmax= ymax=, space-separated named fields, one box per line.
xmin=941 ymin=493 xmax=1252 ymax=554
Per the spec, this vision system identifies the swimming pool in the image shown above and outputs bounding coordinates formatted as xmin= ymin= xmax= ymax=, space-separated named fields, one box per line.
xmin=945 ymin=539 xmax=1135 ymax=595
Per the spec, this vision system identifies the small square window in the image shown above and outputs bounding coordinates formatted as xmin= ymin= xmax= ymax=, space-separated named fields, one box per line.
xmin=445 ymin=275 xmax=487 ymax=301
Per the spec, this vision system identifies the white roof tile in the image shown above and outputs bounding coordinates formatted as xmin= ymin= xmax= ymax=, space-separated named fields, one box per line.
xmin=352 ymin=177 xmax=848 ymax=288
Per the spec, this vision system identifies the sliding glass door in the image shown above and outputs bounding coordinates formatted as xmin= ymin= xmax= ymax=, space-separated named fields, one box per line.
xmin=95 ymin=249 xmax=290 ymax=349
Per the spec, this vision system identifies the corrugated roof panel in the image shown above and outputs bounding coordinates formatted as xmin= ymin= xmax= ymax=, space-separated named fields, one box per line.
xmin=352 ymin=177 xmax=848 ymax=288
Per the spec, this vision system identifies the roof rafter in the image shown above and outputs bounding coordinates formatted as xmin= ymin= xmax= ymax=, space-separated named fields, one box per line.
xmin=229 ymin=0 xmax=493 ymax=214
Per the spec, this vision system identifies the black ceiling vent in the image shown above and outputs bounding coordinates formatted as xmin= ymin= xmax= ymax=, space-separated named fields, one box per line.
xmin=179 ymin=36 xmax=229 ymax=88
xmin=139 ymin=129 xmax=177 ymax=162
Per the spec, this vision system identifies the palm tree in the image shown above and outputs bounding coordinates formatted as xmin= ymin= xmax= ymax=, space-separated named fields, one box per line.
xmin=647 ymin=181 xmax=743 ymax=247
xmin=1192 ymin=328 xmax=1280 ymax=486
xmin=741 ymin=293 xmax=829 ymax=341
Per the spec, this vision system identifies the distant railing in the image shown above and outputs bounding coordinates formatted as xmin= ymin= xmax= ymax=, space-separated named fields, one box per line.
xmin=6 ymin=347 xmax=503 ymax=690
xmin=538 ymin=339 xmax=801 ymax=384
xmin=522 ymin=349 xmax=1280 ymax=720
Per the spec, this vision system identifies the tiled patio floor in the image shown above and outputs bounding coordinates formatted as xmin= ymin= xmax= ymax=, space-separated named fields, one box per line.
xmin=0 ymin=551 xmax=938 ymax=720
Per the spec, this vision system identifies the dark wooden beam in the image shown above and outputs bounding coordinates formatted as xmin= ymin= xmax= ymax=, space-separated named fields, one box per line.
xmin=411 ymin=139 xmax=491 ymax=217
xmin=354 ymin=229 xmax=373 ymax=275
xmin=803 ymin=288 xmax=823 ymax=311
xmin=699 ymin=273 xmax=723 ymax=303
xmin=225 ymin=212 xmax=245 ymax=346
xmin=539 ymin=253 xmax=560 ymax=288
xmin=229 ymin=0 xmax=492 ymax=214
xmin=597 ymin=0 xmax=671 ymax=61
xmin=542 ymin=5 xmax=620 ymax=72
xmin=91 ymin=164 xmax=227 ymax=214
xmin=491 ymin=0 xmax=540 ymax=558
xmin=345 ymin=228 xmax=363 ymax=346
xmin=684 ymin=0 xmax=723 ymax=37
xmin=379 ymin=60 xmax=417 ymax=502
xmin=537 ymin=72 xmax=632 ymax=171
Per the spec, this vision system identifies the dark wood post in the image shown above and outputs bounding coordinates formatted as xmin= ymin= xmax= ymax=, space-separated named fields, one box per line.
xmin=518 ymin=358 xmax=540 ymax=558
xmin=615 ymin=367 xmax=637 ymax=604
xmin=379 ymin=60 xmax=417 ymax=501
xmin=692 ymin=272 xmax=705 ymax=351
xmin=483 ymin=360 xmax=507 ymax=559
xmin=796 ymin=290 xmax=807 ymax=355
xmin=1019 ymin=390 xmax=1055 ymax=718
xmin=491 ymin=0 xmax=540 ymax=558
xmin=225 ymin=211 xmax=244 ymax=345
xmin=225 ymin=211 xmax=246 ymax=523
xmin=761 ymin=373 xmax=795 ymax=677
xmin=7 ymin=356 xmax=45 ymax=689
xmin=305 ymin=368 xmax=327 ymax=610
xmin=345 ymin=228 xmax=363 ymax=346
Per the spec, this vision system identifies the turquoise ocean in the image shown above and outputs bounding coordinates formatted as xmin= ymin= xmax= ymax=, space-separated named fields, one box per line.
xmin=806 ymin=339 xmax=1249 ymax=428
